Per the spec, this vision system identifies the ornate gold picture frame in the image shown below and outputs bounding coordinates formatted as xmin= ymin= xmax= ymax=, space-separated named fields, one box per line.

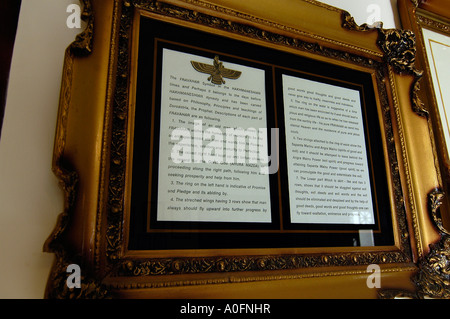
xmin=44 ymin=0 xmax=449 ymax=299
xmin=398 ymin=0 xmax=450 ymax=227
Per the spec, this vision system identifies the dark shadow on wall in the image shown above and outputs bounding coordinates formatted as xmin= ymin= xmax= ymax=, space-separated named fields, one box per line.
xmin=0 ymin=0 xmax=22 ymax=140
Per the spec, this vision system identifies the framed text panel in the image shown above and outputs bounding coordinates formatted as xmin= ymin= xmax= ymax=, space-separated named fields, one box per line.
xmin=126 ymin=13 xmax=395 ymax=251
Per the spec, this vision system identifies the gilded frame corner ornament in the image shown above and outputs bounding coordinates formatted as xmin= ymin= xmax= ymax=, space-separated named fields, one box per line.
xmin=415 ymin=188 xmax=450 ymax=299
xmin=45 ymin=0 xmax=447 ymax=298
xmin=380 ymin=188 xmax=450 ymax=299
xmin=342 ymin=10 xmax=427 ymax=117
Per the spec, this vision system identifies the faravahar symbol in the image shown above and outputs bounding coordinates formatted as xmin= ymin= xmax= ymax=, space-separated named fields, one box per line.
xmin=191 ymin=55 xmax=242 ymax=85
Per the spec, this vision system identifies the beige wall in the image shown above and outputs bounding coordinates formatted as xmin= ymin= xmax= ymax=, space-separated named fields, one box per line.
xmin=0 ymin=0 xmax=399 ymax=298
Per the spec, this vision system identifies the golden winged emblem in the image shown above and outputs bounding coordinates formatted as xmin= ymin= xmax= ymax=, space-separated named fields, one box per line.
xmin=191 ymin=55 xmax=242 ymax=85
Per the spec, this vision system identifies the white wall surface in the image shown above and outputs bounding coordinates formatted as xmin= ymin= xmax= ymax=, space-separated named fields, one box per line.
xmin=0 ymin=0 xmax=399 ymax=298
